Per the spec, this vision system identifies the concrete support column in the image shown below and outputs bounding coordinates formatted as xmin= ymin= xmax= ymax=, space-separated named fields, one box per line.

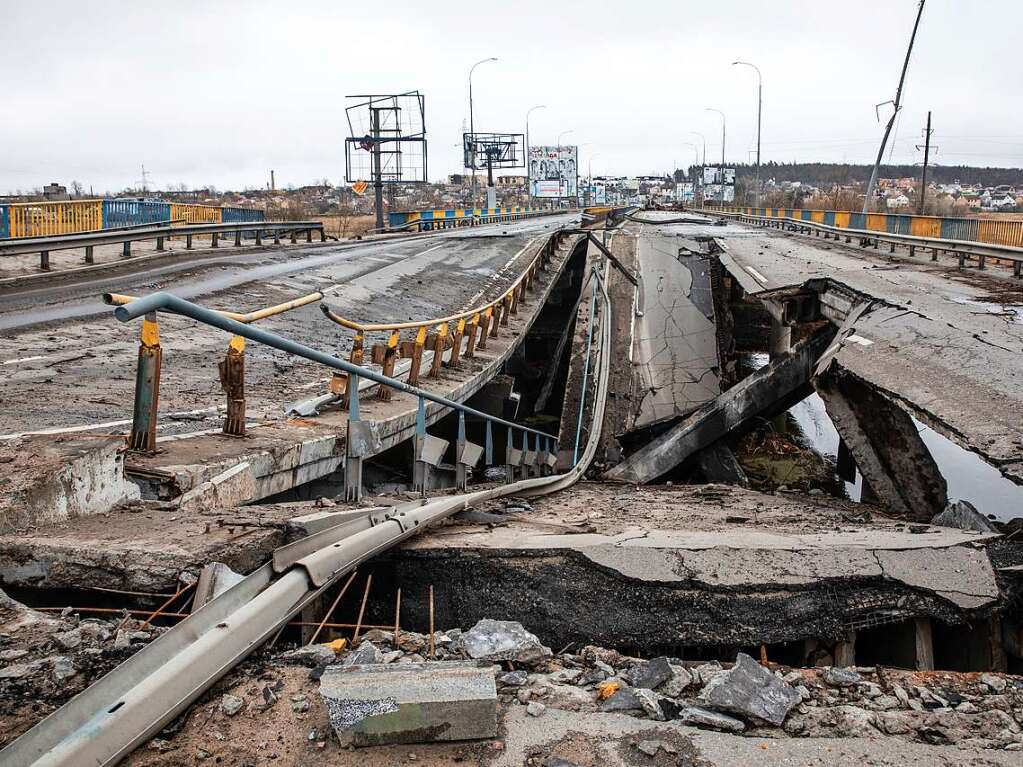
xmin=814 ymin=367 xmax=948 ymax=522
xmin=768 ymin=315 xmax=791 ymax=358
xmin=914 ymin=617 xmax=935 ymax=671
xmin=834 ymin=632 xmax=856 ymax=667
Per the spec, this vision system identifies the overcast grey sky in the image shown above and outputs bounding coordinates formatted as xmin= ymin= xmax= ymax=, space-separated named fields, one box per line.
xmin=1 ymin=0 xmax=1020 ymax=194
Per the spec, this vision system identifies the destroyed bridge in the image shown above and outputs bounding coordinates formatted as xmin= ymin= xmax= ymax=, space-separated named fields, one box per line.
xmin=0 ymin=204 xmax=1021 ymax=764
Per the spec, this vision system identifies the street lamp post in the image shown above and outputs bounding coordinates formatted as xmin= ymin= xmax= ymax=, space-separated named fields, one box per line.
xmin=556 ymin=129 xmax=574 ymax=202
xmin=687 ymin=131 xmax=707 ymax=204
xmin=525 ymin=104 xmax=546 ymax=205
xmin=705 ymin=109 xmax=726 ymax=204
xmin=468 ymin=57 xmax=498 ymax=208
xmin=733 ymin=61 xmax=762 ymax=208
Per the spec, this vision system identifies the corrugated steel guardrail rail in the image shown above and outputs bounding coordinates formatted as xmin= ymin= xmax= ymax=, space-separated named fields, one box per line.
xmin=320 ymin=228 xmax=574 ymax=402
xmin=0 ymin=198 xmax=264 ymax=240
xmin=705 ymin=209 xmax=1023 ymax=278
xmin=0 ymin=220 xmax=326 ymax=271
xmin=710 ymin=205 xmax=1023 ymax=250
xmin=387 ymin=205 xmax=560 ymax=231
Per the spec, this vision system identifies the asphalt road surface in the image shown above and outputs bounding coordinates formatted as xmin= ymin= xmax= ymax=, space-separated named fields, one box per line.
xmin=0 ymin=215 xmax=577 ymax=437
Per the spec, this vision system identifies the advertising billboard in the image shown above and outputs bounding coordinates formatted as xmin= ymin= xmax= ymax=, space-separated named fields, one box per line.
xmin=529 ymin=145 xmax=578 ymax=198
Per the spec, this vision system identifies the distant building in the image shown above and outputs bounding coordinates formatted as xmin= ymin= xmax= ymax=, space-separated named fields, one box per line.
xmin=42 ymin=182 xmax=68 ymax=201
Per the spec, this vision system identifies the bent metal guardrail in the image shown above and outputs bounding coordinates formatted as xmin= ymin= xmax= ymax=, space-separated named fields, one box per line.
xmin=319 ymin=228 xmax=571 ymax=400
xmin=706 ymin=209 xmax=1023 ymax=278
xmin=0 ymin=220 xmax=327 ymax=271
xmin=115 ymin=291 xmax=559 ymax=502
xmin=0 ymin=266 xmax=613 ymax=767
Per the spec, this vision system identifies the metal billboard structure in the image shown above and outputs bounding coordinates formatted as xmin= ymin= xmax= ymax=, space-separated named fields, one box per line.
xmin=463 ymin=132 xmax=523 ymax=208
xmin=345 ymin=92 xmax=427 ymax=231
xmin=528 ymin=145 xmax=578 ymax=199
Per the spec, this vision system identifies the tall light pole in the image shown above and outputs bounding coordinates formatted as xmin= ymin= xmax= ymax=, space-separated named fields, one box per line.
xmin=687 ymin=131 xmax=707 ymax=205
xmin=733 ymin=60 xmax=762 ymax=207
xmin=525 ymin=104 xmax=546 ymax=204
xmin=556 ymin=130 xmax=574 ymax=202
xmin=705 ymin=109 xmax=726 ymax=204
xmin=468 ymin=57 xmax=498 ymax=207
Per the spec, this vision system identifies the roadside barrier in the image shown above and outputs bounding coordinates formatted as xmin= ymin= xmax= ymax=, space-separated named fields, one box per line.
xmin=712 ymin=205 xmax=1023 ymax=250
xmin=387 ymin=205 xmax=565 ymax=231
xmin=0 ymin=199 xmax=264 ymax=239
xmin=707 ymin=209 xmax=1023 ymax=278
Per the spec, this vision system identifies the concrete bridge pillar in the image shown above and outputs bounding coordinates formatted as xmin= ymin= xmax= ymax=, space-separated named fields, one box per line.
xmin=814 ymin=367 xmax=948 ymax=522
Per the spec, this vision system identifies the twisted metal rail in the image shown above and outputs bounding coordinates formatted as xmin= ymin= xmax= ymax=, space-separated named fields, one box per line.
xmin=0 ymin=266 xmax=614 ymax=767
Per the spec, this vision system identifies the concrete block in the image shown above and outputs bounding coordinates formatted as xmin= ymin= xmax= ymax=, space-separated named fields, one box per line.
xmin=319 ymin=661 xmax=496 ymax=746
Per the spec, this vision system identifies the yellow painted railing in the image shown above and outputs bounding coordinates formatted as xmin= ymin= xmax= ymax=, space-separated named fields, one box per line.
xmin=170 ymin=203 xmax=222 ymax=225
xmin=8 ymin=200 xmax=103 ymax=238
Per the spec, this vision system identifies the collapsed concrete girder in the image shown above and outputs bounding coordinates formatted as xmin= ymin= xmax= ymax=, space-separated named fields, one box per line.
xmin=813 ymin=366 xmax=948 ymax=522
xmin=604 ymin=328 xmax=834 ymax=484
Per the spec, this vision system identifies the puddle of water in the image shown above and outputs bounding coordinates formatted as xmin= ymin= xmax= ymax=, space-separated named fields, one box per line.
xmin=747 ymin=353 xmax=1022 ymax=520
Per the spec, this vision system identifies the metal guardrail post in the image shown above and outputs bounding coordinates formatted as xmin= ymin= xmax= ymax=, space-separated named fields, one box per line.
xmin=504 ymin=427 xmax=516 ymax=483
xmin=429 ymin=322 xmax=447 ymax=377
xmin=255 ymin=229 xmax=262 ymax=246
xmin=377 ymin=331 xmax=399 ymax=400
xmin=408 ymin=326 xmax=426 ymax=385
xmin=128 ymin=312 xmax=162 ymax=452
xmin=485 ymin=420 xmax=493 ymax=465
xmin=509 ymin=286 xmax=519 ymax=316
xmin=490 ymin=301 xmax=502 ymax=338
xmin=449 ymin=319 xmax=465 ymax=368
xmin=477 ymin=309 xmax=491 ymax=351
xmin=464 ymin=314 xmax=479 ymax=359
xmin=156 ymin=237 xmax=164 ymax=252
xmin=345 ymin=372 xmax=363 ymax=502
xmin=39 ymin=251 xmax=49 ymax=271
xmin=123 ymin=242 xmax=131 ymax=258
xmin=186 ymin=234 xmax=193 ymax=250
xmin=212 ymin=233 xmax=219 ymax=248
xmin=500 ymin=294 xmax=512 ymax=327
xmin=340 ymin=332 xmax=364 ymax=411
xmin=234 ymin=231 xmax=242 ymax=247
xmin=85 ymin=246 xmax=94 ymax=264
xmin=219 ymin=336 xmax=246 ymax=436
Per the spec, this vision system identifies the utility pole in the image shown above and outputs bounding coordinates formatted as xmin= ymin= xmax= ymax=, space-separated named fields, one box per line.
xmin=270 ymin=169 xmax=275 ymax=192
xmin=370 ymin=108 xmax=384 ymax=232
xmin=916 ymin=111 xmax=933 ymax=215
xmin=863 ymin=0 xmax=926 ymax=213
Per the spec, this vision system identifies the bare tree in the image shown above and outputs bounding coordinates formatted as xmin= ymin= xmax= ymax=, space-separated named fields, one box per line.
xmin=70 ymin=180 xmax=84 ymax=198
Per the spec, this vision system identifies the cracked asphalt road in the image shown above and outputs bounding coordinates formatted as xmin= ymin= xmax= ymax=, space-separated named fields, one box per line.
xmin=0 ymin=216 xmax=576 ymax=437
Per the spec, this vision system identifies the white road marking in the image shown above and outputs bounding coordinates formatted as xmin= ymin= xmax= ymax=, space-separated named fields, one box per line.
xmin=847 ymin=334 xmax=874 ymax=346
xmin=2 ymin=355 xmax=48 ymax=365
xmin=0 ymin=406 xmax=220 ymax=441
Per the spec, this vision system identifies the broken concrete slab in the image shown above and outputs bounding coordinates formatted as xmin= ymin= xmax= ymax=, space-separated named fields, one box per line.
xmin=697 ymin=652 xmax=800 ymax=726
xmin=457 ymin=619 xmax=552 ymax=667
xmin=319 ymin=661 xmax=496 ymax=746
xmin=933 ymin=499 xmax=1000 ymax=534
xmin=605 ymin=329 xmax=833 ymax=484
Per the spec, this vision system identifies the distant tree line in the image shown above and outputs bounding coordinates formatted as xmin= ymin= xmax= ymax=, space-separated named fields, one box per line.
xmin=677 ymin=162 xmax=1023 ymax=188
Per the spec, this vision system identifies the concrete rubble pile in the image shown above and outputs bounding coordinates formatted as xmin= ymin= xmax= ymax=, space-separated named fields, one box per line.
xmin=0 ymin=588 xmax=167 ymax=747
xmin=266 ymin=619 xmax=1023 ymax=753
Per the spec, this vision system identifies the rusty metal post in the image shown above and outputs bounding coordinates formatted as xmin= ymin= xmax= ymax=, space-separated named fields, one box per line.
xmin=449 ymin=319 xmax=465 ymax=368
xmin=509 ymin=285 xmax=520 ymax=316
xmin=408 ymin=326 xmax=427 ymax=385
xmin=341 ymin=331 xmax=364 ymax=410
xmin=219 ymin=336 xmax=246 ymax=436
xmin=490 ymin=302 xmax=502 ymax=338
xmin=477 ymin=310 xmax=492 ymax=351
xmin=501 ymin=294 xmax=512 ymax=326
xmin=39 ymin=251 xmax=50 ymax=271
xmin=128 ymin=313 xmax=162 ymax=452
xmin=377 ymin=330 xmax=399 ymax=400
xmin=464 ymin=314 xmax=479 ymax=358
xmin=429 ymin=323 xmax=448 ymax=377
